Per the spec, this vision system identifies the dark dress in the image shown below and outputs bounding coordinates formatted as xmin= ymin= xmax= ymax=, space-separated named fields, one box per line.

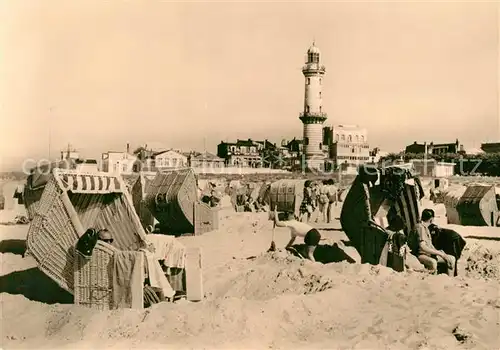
xmin=431 ymin=228 xmax=466 ymax=277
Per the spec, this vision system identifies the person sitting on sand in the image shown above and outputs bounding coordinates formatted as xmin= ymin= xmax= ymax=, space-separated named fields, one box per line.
xmin=273 ymin=206 xmax=321 ymax=262
xmin=429 ymin=224 xmax=466 ymax=277
xmin=416 ymin=209 xmax=455 ymax=276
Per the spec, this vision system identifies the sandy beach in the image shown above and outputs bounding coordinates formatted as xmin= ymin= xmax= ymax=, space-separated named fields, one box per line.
xmin=1 ymin=195 xmax=499 ymax=350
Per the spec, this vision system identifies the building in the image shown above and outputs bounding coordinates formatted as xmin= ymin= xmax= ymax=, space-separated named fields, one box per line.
xmin=75 ymin=159 xmax=98 ymax=173
xmin=101 ymin=144 xmax=138 ymax=174
xmin=480 ymin=142 xmax=500 ymax=153
xmin=282 ymin=138 xmax=303 ymax=155
xmin=189 ymin=151 xmax=225 ymax=169
xmin=60 ymin=146 xmax=79 ymax=162
xmin=59 ymin=145 xmax=98 ymax=173
xmin=324 ymin=124 xmax=370 ymax=171
xmin=132 ymin=146 xmax=157 ymax=172
xmin=280 ymin=138 xmax=304 ymax=170
xmin=299 ymin=42 xmax=328 ymax=170
xmin=154 ymin=149 xmax=188 ymax=169
xmin=369 ymin=147 xmax=389 ymax=164
xmin=405 ymin=140 xmax=462 ymax=155
xmin=410 ymin=159 xmax=455 ymax=178
xmin=217 ymin=139 xmax=263 ymax=167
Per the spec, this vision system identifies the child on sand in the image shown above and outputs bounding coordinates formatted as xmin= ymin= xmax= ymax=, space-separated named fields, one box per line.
xmin=273 ymin=206 xmax=321 ymax=261
xmin=416 ymin=209 xmax=456 ymax=276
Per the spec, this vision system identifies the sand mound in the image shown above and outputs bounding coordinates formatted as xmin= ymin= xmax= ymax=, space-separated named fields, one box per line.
xmin=213 ymin=253 xmax=337 ymax=300
xmin=208 ymin=251 xmax=394 ymax=301
xmin=462 ymin=242 xmax=500 ymax=280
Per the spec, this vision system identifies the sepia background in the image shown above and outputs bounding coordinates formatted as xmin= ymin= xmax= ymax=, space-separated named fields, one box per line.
xmin=0 ymin=1 xmax=498 ymax=170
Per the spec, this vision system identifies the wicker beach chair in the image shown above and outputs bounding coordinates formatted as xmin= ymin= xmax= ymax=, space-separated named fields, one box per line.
xmin=268 ymin=179 xmax=306 ymax=218
xmin=443 ymin=184 xmax=498 ymax=226
xmin=144 ymin=168 xmax=219 ymax=235
xmin=340 ymin=165 xmax=423 ymax=265
xmin=26 ymin=169 xmax=148 ymax=307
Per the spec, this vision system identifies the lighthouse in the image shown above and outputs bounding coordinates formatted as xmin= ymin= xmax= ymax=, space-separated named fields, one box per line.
xmin=299 ymin=42 xmax=327 ymax=171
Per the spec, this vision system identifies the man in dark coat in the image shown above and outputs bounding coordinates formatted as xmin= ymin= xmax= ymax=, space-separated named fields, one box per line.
xmin=429 ymin=224 xmax=466 ymax=277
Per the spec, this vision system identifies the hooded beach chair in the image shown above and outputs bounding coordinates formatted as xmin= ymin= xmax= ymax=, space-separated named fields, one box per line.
xmin=442 ymin=184 xmax=498 ymax=226
xmin=26 ymin=169 xmax=150 ymax=310
xmin=144 ymin=168 xmax=219 ymax=235
xmin=340 ymin=165 xmax=424 ymax=266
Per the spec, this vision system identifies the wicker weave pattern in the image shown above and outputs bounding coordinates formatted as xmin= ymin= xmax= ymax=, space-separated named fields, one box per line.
xmin=26 ymin=177 xmax=79 ymax=292
xmin=269 ymin=180 xmax=306 ymax=216
xmin=457 ymin=185 xmax=497 ymax=226
xmin=74 ymin=241 xmax=118 ymax=310
xmin=23 ymin=186 xmax=44 ymax=221
xmin=146 ymin=169 xmax=197 ymax=233
xmin=26 ymin=169 xmax=148 ymax=296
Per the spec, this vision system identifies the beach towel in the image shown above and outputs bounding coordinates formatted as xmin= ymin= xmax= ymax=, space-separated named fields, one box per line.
xmin=146 ymin=234 xmax=186 ymax=268
xmin=141 ymin=249 xmax=175 ymax=299
xmin=112 ymin=251 xmax=144 ymax=309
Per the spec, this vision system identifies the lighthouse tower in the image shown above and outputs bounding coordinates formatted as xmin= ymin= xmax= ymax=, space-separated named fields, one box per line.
xmin=299 ymin=42 xmax=327 ymax=171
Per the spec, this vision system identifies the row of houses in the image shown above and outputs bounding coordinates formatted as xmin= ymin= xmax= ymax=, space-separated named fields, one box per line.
xmin=56 ymin=137 xmax=495 ymax=176
xmin=58 ymin=145 xmax=225 ymax=175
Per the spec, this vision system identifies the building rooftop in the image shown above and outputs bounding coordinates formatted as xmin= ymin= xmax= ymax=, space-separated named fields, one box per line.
xmin=191 ymin=151 xmax=223 ymax=161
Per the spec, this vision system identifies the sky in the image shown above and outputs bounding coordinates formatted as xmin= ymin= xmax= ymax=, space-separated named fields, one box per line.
xmin=0 ymin=1 xmax=498 ymax=171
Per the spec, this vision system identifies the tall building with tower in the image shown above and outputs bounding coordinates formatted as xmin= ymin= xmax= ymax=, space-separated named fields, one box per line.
xmin=299 ymin=42 xmax=328 ymax=171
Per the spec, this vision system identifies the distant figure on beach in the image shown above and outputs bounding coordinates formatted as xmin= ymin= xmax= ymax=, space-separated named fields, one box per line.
xmin=415 ymin=209 xmax=456 ymax=276
xmin=273 ymin=206 xmax=321 ymax=261
xmin=299 ymin=180 xmax=317 ymax=222
xmin=316 ymin=179 xmax=338 ymax=224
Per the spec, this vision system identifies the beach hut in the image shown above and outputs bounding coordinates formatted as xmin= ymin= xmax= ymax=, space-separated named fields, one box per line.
xmin=26 ymin=169 xmax=150 ymax=309
xmin=340 ymin=165 xmax=424 ymax=265
xmin=144 ymin=168 xmax=218 ymax=235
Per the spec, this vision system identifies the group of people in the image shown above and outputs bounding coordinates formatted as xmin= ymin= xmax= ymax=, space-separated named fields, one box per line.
xmin=272 ymin=202 xmax=465 ymax=277
xmin=299 ymin=180 xmax=339 ymax=224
